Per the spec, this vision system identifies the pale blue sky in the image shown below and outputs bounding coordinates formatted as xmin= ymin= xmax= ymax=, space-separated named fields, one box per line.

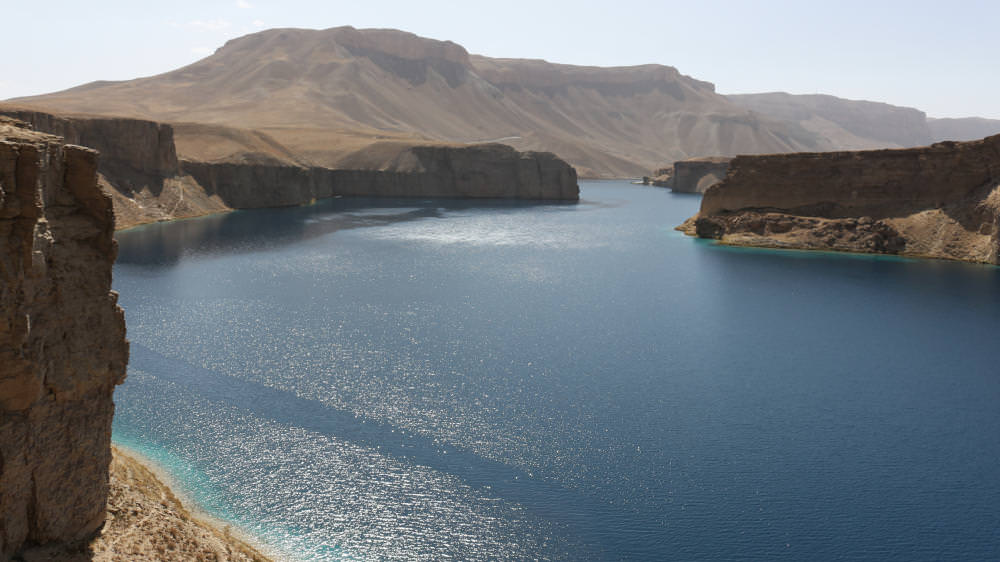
xmin=4 ymin=0 xmax=998 ymax=118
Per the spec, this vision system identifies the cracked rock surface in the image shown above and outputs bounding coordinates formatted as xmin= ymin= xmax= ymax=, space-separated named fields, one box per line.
xmin=0 ymin=117 xmax=128 ymax=558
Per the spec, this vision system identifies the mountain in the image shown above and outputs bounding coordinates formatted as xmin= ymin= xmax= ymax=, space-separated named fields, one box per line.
xmin=726 ymin=92 xmax=933 ymax=149
xmin=9 ymin=27 xmax=996 ymax=178
xmin=928 ymin=117 xmax=1000 ymax=142
xmin=7 ymin=26 xmax=829 ymax=178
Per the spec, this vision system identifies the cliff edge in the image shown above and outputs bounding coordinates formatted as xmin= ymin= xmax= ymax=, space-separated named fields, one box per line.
xmin=647 ymin=157 xmax=730 ymax=193
xmin=0 ymin=117 xmax=128 ymax=557
xmin=1 ymin=109 xmax=579 ymax=230
xmin=678 ymin=135 xmax=1000 ymax=264
xmin=182 ymin=142 xmax=578 ymax=209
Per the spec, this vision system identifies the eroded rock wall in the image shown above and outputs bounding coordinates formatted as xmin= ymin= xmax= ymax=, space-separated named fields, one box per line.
xmin=681 ymin=135 xmax=1000 ymax=264
xmin=668 ymin=157 xmax=731 ymax=194
xmin=0 ymin=119 xmax=128 ymax=557
xmin=333 ymin=144 xmax=578 ymax=199
xmin=0 ymin=109 xmax=231 ymax=229
xmin=3 ymin=110 xmax=579 ymax=230
xmin=0 ymin=110 xmax=178 ymax=180
xmin=182 ymin=143 xmax=579 ymax=208
xmin=178 ymin=161 xmax=322 ymax=209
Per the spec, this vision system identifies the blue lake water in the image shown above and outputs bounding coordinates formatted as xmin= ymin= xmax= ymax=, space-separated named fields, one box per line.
xmin=112 ymin=181 xmax=1000 ymax=560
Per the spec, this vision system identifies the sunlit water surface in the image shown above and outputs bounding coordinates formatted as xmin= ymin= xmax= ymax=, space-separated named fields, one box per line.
xmin=112 ymin=182 xmax=1000 ymax=560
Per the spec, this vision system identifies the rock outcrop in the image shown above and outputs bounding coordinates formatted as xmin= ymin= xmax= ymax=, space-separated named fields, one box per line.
xmin=659 ymin=157 xmax=731 ymax=193
xmin=0 ymin=109 xmax=232 ymax=229
xmin=182 ymin=144 xmax=578 ymax=208
xmin=641 ymin=167 xmax=673 ymax=187
xmin=0 ymin=110 xmax=178 ymax=180
xmin=0 ymin=109 xmax=579 ymax=229
xmin=0 ymin=118 xmax=128 ymax=557
xmin=679 ymin=135 xmax=1000 ymax=264
xmin=330 ymin=144 xmax=579 ymax=200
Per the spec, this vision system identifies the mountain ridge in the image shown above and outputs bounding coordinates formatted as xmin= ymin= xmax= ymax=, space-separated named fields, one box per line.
xmin=8 ymin=26 xmax=999 ymax=178
xmin=5 ymin=26 xmax=825 ymax=177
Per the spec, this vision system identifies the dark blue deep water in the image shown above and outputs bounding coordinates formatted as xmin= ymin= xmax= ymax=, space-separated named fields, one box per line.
xmin=112 ymin=181 xmax=1000 ymax=560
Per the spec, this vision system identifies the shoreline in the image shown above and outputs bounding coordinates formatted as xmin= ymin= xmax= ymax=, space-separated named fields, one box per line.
xmin=107 ymin=443 xmax=285 ymax=561
xmin=681 ymin=230 xmax=1000 ymax=268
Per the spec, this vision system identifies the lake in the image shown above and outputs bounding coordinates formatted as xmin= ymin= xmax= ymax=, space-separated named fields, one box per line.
xmin=112 ymin=181 xmax=1000 ymax=560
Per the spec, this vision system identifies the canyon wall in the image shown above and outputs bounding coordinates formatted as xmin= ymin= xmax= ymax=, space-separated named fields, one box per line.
xmin=0 ymin=109 xmax=178 ymax=180
xmin=1 ymin=109 xmax=579 ymax=229
xmin=0 ymin=109 xmax=231 ymax=229
xmin=0 ymin=118 xmax=128 ymax=557
xmin=680 ymin=135 xmax=1000 ymax=264
xmin=178 ymin=161 xmax=324 ymax=209
xmin=667 ymin=157 xmax=731 ymax=194
xmin=181 ymin=143 xmax=578 ymax=208
xmin=331 ymin=144 xmax=579 ymax=200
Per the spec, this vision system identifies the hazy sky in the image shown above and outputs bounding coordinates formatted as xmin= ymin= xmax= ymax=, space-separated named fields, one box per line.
xmin=4 ymin=0 xmax=997 ymax=118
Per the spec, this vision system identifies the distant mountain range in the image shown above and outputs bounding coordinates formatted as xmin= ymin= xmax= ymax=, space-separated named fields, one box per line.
xmin=7 ymin=26 xmax=1000 ymax=177
xmin=727 ymin=92 xmax=1000 ymax=148
xmin=926 ymin=117 xmax=1000 ymax=143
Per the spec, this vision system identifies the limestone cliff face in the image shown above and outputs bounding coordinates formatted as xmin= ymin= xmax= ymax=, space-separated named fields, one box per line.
xmin=182 ymin=143 xmax=579 ymax=208
xmin=0 ymin=109 xmax=231 ymax=229
xmin=333 ymin=144 xmax=579 ymax=199
xmin=2 ymin=109 xmax=579 ymax=229
xmin=680 ymin=135 xmax=1000 ymax=264
xmin=665 ymin=157 xmax=731 ymax=194
xmin=0 ymin=118 xmax=128 ymax=557
xmin=0 ymin=109 xmax=178 ymax=180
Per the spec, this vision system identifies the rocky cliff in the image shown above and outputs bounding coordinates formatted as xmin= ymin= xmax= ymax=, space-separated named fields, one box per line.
xmin=0 ymin=118 xmax=128 ymax=557
xmin=662 ymin=157 xmax=731 ymax=194
xmin=0 ymin=108 xmax=232 ymax=229
xmin=332 ymin=144 xmax=579 ymax=199
xmin=0 ymin=109 xmax=579 ymax=229
xmin=182 ymin=143 xmax=577 ymax=208
xmin=0 ymin=110 xmax=178 ymax=180
xmin=679 ymin=135 xmax=1000 ymax=264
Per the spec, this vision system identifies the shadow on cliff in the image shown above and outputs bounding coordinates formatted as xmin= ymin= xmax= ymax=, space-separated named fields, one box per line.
xmin=941 ymin=177 xmax=1000 ymax=234
xmin=102 ymin=168 xmax=170 ymax=198
xmin=116 ymin=196 xmax=578 ymax=267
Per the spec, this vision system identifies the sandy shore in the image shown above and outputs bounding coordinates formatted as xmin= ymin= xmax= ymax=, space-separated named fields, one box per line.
xmin=19 ymin=446 xmax=276 ymax=561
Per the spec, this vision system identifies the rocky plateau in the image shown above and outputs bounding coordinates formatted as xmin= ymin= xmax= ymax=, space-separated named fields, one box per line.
xmin=1 ymin=26 xmax=924 ymax=179
xmin=679 ymin=134 xmax=1000 ymax=264
xmin=9 ymin=26 xmax=1000 ymax=181
xmin=0 ymin=110 xmax=578 ymax=230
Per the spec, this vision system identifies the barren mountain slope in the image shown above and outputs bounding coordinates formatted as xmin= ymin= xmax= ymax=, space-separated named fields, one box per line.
xmin=928 ymin=117 xmax=1000 ymax=142
xmin=10 ymin=26 xmax=828 ymax=177
xmin=726 ymin=92 xmax=934 ymax=150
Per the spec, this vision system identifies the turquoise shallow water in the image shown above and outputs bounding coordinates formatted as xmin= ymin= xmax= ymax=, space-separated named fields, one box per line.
xmin=112 ymin=181 xmax=1000 ymax=560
